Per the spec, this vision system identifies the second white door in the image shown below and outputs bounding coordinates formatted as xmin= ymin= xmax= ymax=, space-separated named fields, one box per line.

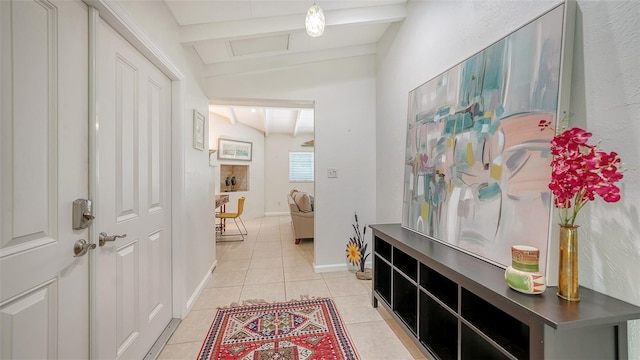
xmin=95 ymin=15 xmax=173 ymax=359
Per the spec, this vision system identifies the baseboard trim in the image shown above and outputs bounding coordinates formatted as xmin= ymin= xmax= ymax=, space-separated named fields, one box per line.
xmin=264 ymin=212 xmax=289 ymax=217
xmin=185 ymin=260 xmax=217 ymax=312
xmin=313 ymin=261 xmax=372 ymax=274
xmin=313 ymin=263 xmax=348 ymax=273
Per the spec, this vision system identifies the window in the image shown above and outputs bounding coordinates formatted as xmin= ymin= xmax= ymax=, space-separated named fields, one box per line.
xmin=289 ymin=152 xmax=314 ymax=182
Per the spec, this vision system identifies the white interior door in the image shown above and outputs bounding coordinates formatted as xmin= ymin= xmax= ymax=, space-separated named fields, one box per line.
xmin=0 ymin=0 xmax=90 ymax=358
xmin=94 ymin=15 xmax=173 ymax=359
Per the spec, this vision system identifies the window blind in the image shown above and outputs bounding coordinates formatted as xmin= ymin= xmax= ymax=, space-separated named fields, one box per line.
xmin=289 ymin=152 xmax=314 ymax=182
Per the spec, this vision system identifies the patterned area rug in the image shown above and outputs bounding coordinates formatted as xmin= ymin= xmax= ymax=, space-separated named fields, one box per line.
xmin=197 ymin=298 xmax=359 ymax=360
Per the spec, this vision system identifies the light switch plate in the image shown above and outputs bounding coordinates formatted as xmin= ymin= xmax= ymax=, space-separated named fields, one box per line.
xmin=327 ymin=168 xmax=338 ymax=178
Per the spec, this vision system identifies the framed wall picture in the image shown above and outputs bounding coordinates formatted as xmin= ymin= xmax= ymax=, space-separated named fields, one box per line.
xmin=193 ymin=110 xmax=205 ymax=150
xmin=218 ymin=138 xmax=252 ymax=161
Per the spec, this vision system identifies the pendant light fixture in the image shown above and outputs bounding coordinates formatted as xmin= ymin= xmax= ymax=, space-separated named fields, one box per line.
xmin=305 ymin=2 xmax=325 ymax=37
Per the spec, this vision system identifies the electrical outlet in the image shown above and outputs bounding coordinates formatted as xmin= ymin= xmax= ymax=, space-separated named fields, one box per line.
xmin=327 ymin=168 xmax=338 ymax=178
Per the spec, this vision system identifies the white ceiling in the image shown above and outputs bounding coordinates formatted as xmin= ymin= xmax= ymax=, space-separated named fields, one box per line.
xmin=164 ymin=0 xmax=407 ymax=77
xmin=209 ymin=105 xmax=315 ymax=136
xmin=165 ymin=1 xmax=407 ymax=136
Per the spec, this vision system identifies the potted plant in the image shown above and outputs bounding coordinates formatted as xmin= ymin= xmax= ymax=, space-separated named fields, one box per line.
xmin=346 ymin=213 xmax=371 ymax=280
xmin=539 ymin=118 xmax=624 ymax=301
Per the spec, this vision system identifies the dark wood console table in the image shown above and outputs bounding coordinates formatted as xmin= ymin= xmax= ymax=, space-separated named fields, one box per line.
xmin=370 ymin=224 xmax=640 ymax=360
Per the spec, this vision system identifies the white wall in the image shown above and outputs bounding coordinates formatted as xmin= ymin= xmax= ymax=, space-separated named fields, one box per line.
xmin=209 ymin=112 xmax=266 ymax=220
xmin=265 ymin=134 xmax=315 ymax=215
xmin=206 ymin=56 xmax=377 ymax=271
xmin=376 ymin=0 xmax=639 ymax=355
xmin=117 ymin=1 xmax=214 ymax=316
xmin=570 ymin=1 xmax=640 ymax=352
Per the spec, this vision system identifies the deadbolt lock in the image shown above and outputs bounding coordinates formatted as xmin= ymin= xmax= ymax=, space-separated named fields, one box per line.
xmin=73 ymin=199 xmax=95 ymax=230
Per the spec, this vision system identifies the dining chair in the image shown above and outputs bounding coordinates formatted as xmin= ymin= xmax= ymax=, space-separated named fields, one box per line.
xmin=215 ymin=197 xmax=247 ymax=241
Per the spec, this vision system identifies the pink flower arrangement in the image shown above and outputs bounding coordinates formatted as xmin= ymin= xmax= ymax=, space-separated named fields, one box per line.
xmin=538 ymin=120 xmax=624 ymax=226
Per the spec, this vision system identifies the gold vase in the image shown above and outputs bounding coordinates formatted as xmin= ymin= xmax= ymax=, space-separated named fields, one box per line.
xmin=557 ymin=224 xmax=580 ymax=301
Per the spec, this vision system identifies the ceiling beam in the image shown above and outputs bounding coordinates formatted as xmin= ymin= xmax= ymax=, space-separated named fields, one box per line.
xmin=264 ymin=109 xmax=271 ymax=137
xmin=229 ymin=108 xmax=238 ymax=126
xmin=203 ymin=43 xmax=376 ymax=78
xmin=180 ymin=4 xmax=407 ymax=45
xmin=293 ymin=110 xmax=302 ymax=138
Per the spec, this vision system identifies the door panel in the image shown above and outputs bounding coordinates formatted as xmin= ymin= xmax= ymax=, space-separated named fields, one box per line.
xmin=0 ymin=0 xmax=89 ymax=359
xmin=96 ymin=16 xmax=172 ymax=359
xmin=1 ymin=0 xmax=57 ymax=262
xmin=148 ymin=80 xmax=164 ymax=212
xmin=116 ymin=241 xmax=140 ymax=356
xmin=6 ymin=0 xmax=56 ymax=251
xmin=0 ymin=281 xmax=57 ymax=359
xmin=115 ymin=56 xmax=140 ymax=222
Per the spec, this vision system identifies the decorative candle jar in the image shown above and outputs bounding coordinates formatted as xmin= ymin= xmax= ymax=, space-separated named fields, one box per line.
xmin=505 ymin=245 xmax=546 ymax=295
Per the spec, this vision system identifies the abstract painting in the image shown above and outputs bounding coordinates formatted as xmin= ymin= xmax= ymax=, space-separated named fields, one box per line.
xmin=402 ymin=3 xmax=570 ymax=270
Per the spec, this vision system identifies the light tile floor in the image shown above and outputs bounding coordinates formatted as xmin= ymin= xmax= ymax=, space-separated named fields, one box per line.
xmin=158 ymin=216 xmax=428 ymax=360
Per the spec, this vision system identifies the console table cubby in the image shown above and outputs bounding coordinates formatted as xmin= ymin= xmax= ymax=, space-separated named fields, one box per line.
xmin=370 ymin=224 xmax=640 ymax=360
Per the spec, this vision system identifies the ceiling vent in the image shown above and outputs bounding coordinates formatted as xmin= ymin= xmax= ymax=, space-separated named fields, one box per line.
xmin=229 ymin=34 xmax=290 ymax=57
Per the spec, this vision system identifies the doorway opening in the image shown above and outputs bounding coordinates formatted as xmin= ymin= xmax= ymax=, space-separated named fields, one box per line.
xmin=208 ymin=98 xmax=315 ymax=249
